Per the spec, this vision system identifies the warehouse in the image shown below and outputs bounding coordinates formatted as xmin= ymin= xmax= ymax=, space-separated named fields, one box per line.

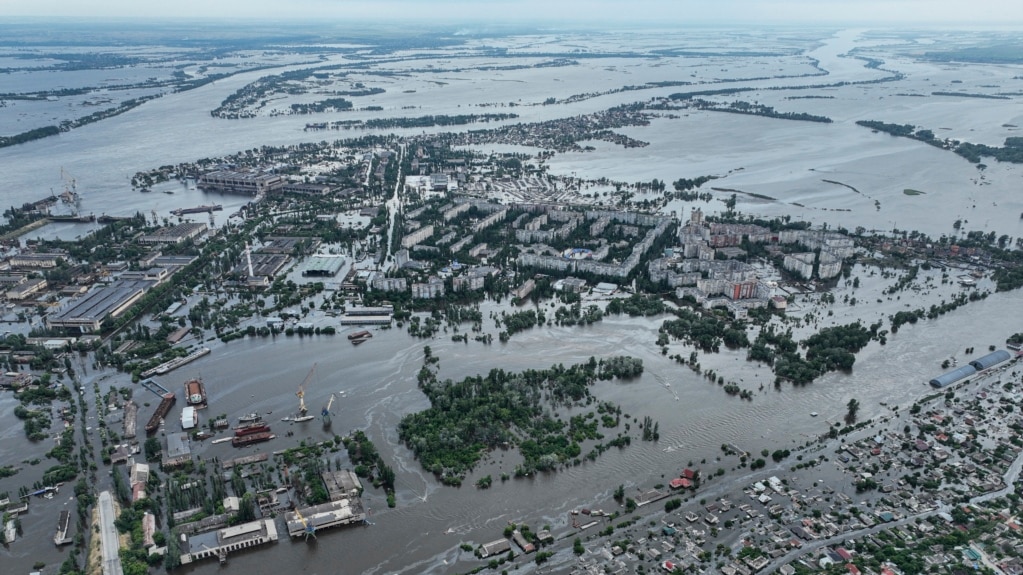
xmin=969 ymin=350 xmax=1012 ymax=371
xmin=928 ymin=365 xmax=977 ymax=388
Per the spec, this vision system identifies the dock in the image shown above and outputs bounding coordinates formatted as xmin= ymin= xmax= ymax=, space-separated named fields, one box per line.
xmin=123 ymin=400 xmax=138 ymax=439
xmin=54 ymin=509 xmax=72 ymax=545
xmin=140 ymin=347 xmax=211 ymax=378
xmin=139 ymin=378 xmax=171 ymax=398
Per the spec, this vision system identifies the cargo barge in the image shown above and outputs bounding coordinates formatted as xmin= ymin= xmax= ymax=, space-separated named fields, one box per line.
xmin=234 ymin=424 xmax=270 ymax=437
xmin=232 ymin=431 xmax=274 ymax=447
xmin=184 ymin=378 xmax=207 ymax=408
xmin=145 ymin=393 xmax=176 ymax=435
xmin=348 ymin=330 xmax=372 ymax=344
xmin=170 ymin=204 xmax=222 ymax=216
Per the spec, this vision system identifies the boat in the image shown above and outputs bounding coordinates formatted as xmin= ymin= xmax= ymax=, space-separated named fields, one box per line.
xmin=810 ymin=412 xmax=818 ymax=417
xmin=145 ymin=393 xmax=177 ymax=435
xmin=232 ymin=431 xmax=274 ymax=447
xmin=194 ymin=431 xmax=214 ymax=440
xmin=238 ymin=413 xmax=262 ymax=423
xmin=292 ymin=415 xmax=315 ymax=423
xmin=170 ymin=204 xmax=222 ymax=217
xmin=234 ymin=424 xmax=270 ymax=437
xmin=212 ymin=437 xmax=232 ymax=445
xmin=184 ymin=378 xmax=207 ymax=408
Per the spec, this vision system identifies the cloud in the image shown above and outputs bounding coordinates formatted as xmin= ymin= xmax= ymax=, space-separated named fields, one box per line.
xmin=2 ymin=0 xmax=1022 ymax=25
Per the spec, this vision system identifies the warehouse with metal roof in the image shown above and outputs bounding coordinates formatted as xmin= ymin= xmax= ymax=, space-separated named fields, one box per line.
xmin=302 ymin=255 xmax=345 ymax=277
xmin=929 ymin=365 xmax=977 ymax=388
xmin=969 ymin=350 xmax=1012 ymax=371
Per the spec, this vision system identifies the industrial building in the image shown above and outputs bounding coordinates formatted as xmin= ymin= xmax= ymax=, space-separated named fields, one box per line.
xmin=284 ymin=499 xmax=366 ymax=538
xmin=138 ymin=223 xmax=208 ymax=245
xmin=46 ymin=279 xmax=155 ymax=332
xmin=929 ymin=365 xmax=978 ymax=388
xmin=179 ymin=518 xmax=278 ymax=564
xmin=197 ymin=170 xmax=285 ymax=195
xmin=931 ymin=349 xmax=1015 ymax=387
xmin=302 ymin=255 xmax=345 ymax=277
xmin=969 ymin=350 xmax=1012 ymax=371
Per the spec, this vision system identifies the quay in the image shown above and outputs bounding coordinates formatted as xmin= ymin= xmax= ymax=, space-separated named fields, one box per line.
xmin=179 ymin=518 xmax=278 ymax=565
xmin=54 ymin=509 xmax=72 ymax=545
xmin=140 ymin=347 xmax=211 ymax=378
xmin=139 ymin=377 xmax=171 ymax=397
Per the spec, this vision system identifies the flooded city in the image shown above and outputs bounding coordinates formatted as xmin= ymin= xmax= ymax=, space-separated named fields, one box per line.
xmin=2 ymin=16 xmax=1023 ymax=575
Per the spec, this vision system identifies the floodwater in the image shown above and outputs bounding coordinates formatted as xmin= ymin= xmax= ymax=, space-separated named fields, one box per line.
xmin=2 ymin=27 xmax=1023 ymax=574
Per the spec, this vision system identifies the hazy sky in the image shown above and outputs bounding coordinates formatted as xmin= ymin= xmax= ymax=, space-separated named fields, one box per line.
xmin=3 ymin=0 xmax=1022 ymax=26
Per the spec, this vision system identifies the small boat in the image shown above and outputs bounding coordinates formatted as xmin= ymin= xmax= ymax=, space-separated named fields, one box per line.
xmin=810 ymin=412 xmax=819 ymax=417
xmin=212 ymin=437 xmax=232 ymax=444
xmin=238 ymin=413 xmax=262 ymax=423
xmin=292 ymin=415 xmax=315 ymax=423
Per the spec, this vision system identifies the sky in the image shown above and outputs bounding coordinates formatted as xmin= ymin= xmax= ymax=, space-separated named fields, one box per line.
xmin=3 ymin=0 xmax=1023 ymax=26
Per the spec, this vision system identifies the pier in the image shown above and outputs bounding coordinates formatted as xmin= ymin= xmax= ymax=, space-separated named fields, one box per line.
xmin=54 ymin=509 xmax=72 ymax=545
xmin=139 ymin=378 xmax=171 ymax=397
xmin=140 ymin=347 xmax=211 ymax=378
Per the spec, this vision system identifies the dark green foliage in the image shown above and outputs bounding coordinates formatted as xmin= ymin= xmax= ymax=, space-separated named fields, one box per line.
xmin=660 ymin=307 xmax=749 ymax=352
xmin=399 ymin=357 xmax=642 ymax=480
xmin=606 ymin=293 xmax=666 ymax=316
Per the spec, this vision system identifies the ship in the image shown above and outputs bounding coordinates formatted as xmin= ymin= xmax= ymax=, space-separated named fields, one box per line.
xmin=170 ymin=204 xmax=223 ymax=216
xmin=234 ymin=424 xmax=271 ymax=437
xmin=184 ymin=378 xmax=207 ymax=408
xmin=348 ymin=330 xmax=372 ymax=344
xmin=238 ymin=413 xmax=262 ymax=423
xmin=232 ymin=431 xmax=274 ymax=447
xmin=145 ymin=393 xmax=177 ymax=435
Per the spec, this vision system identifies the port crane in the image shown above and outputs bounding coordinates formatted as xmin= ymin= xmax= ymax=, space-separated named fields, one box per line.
xmin=321 ymin=393 xmax=336 ymax=426
xmin=296 ymin=363 xmax=317 ymax=417
xmin=293 ymin=506 xmax=316 ymax=540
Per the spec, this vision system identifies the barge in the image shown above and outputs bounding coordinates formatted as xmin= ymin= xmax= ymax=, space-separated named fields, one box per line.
xmin=145 ymin=393 xmax=176 ymax=435
xmin=234 ymin=424 xmax=270 ymax=437
xmin=185 ymin=378 xmax=207 ymax=408
xmin=232 ymin=431 xmax=274 ymax=447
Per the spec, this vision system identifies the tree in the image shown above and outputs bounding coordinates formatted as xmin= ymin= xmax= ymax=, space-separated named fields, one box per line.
xmin=845 ymin=398 xmax=860 ymax=424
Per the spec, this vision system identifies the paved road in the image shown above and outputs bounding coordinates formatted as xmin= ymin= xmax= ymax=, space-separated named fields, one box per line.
xmin=98 ymin=491 xmax=123 ymax=575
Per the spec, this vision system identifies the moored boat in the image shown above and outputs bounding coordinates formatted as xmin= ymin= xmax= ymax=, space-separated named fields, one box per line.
xmin=185 ymin=378 xmax=207 ymax=407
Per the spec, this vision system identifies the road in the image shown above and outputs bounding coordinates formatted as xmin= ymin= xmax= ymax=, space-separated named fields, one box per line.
xmin=98 ymin=490 xmax=123 ymax=575
xmin=384 ymin=142 xmax=406 ymax=265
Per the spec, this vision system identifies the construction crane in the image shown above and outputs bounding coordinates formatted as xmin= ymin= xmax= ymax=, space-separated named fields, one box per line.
xmin=321 ymin=393 xmax=336 ymax=426
xmin=297 ymin=363 xmax=317 ymax=416
xmin=293 ymin=506 xmax=316 ymax=540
